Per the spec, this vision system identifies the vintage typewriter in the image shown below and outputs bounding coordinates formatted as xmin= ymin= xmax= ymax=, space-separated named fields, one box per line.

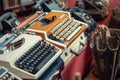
xmin=0 ymin=33 xmax=62 ymax=79
xmin=0 ymin=66 xmax=22 ymax=80
xmin=16 ymin=10 xmax=88 ymax=64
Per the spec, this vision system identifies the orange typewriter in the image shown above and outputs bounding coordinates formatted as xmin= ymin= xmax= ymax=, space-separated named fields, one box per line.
xmin=16 ymin=10 xmax=88 ymax=64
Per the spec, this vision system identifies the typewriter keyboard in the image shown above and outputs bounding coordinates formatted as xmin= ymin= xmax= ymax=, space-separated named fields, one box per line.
xmin=48 ymin=17 xmax=82 ymax=42
xmin=0 ymin=67 xmax=21 ymax=80
xmin=15 ymin=40 xmax=56 ymax=74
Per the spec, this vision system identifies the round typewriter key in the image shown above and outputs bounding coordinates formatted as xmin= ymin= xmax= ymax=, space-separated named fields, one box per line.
xmin=33 ymin=45 xmax=38 ymax=49
xmin=35 ymin=55 xmax=39 ymax=58
xmin=43 ymin=41 xmax=46 ymax=44
xmin=56 ymin=36 xmax=60 ymax=39
xmin=2 ymin=76 xmax=7 ymax=80
xmin=39 ymin=55 xmax=43 ymax=58
xmin=52 ymin=34 xmax=56 ymax=38
xmin=30 ymin=53 xmax=34 ymax=56
xmin=22 ymin=54 xmax=27 ymax=58
xmin=44 ymin=51 xmax=48 ymax=55
xmin=32 ymin=51 xmax=36 ymax=54
xmin=35 ymin=60 xmax=39 ymax=64
xmin=18 ymin=64 xmax=23 ymax=69
xmin=31 ymin=64 xmax=35 ymax=67
xmin=38 ymin=52 xmax=41 ymax=56
xmin=30 ymin=59 xmax=34 ymax=63
xmin=37 ymin=58 xmax=41 ymax=62
xmin=47 ymin=49 xmax=51 ymax=53
xmin=41 ymin=54 xmax=45 ymax=57
xmin=37 ymin=49 xmax=41 ymax=52
xmin=34 ymin=49 xmax=37 ymax=53
xmin=33 ymin=61 xmax=37 ymax=65
xmin=60 ymin=38 xmax=64 ymax=41
xmin=41 ymin=39 xmax=44 ymax=42
xmin=5 ymin=73 xmax=9 ymax=78
xmin=33 ymin=56 xmax=36 ymax=60
xmin=28 ymin=67 xmax=34 ymax=72
xmin=26 ymin=62 xmax=30 ymax=66
xmin=25 ymin=58 xmax=30 ymax=62
xmin=38 ymin=45 xmax=42 ymax=48
xmin=10 ymin=75 xmax=15 ymax=80
xmin=7 ymin=78 xmax=12 ymax=80
xmin=24 ymin=68 xmax=29 ymax=72
xmin=19 ymin=61 xmax=24 ymax=65
xmin=23 ymin=64 xmax=28 ymax=68
xmin=40 ymin=49 xmax=44 ymax=52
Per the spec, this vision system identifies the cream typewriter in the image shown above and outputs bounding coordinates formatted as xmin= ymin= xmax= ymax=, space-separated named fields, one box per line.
xmin=0 ymin=66 xmax=22 ymax=80
xmin=0 ymin=33 xmax=62 ymax=79
xmin=16 ymin=10 xmax=88 ymax=65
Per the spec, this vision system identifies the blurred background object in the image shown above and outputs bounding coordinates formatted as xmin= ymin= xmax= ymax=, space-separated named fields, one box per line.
xmin=100 ymin=0 xmax=109 ymax=6
xmin=109 ymin=6 xmax=120 ymax=29
xmin=0 ymin=0 xmax=38 ymax=16
xmin=75 ymin=72 xmax=82 ymax=80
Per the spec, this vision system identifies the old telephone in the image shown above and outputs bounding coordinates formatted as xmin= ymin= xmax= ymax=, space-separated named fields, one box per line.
xmin=69 ymin=7 xmax=96 ymax=36
xmin=0 ymin=12 xmax=20 ymax=33
xmin=34 ymin=0 xmax=62 ymax=12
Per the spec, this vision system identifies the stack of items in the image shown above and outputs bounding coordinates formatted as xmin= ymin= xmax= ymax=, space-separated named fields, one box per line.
xmin=88 ymin=25 xmax=120 ymax=80
xmin=109 ymin=6 xmax=120 ymax=80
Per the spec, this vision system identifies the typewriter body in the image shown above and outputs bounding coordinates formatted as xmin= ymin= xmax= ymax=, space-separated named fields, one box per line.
xmin=0 ymin=33 xmax=62 ymax=79
xmin=18 ymin=10 xmax=88 ymax=64
xmin=0 ymin=66 xmax=22 ymax=80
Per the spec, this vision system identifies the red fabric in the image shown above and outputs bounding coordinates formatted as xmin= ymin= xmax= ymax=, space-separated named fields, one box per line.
xmin=61 ymin=0 xmax=120 ymax=80
xmin=61 ymin=42 xmax=93 ymax=80
xmin=68 ymin=0 xmax=76 ymax=8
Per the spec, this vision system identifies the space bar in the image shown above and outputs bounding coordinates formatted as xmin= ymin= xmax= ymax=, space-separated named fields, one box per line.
xmin=66 ymin=27 xmax=82 ymax=40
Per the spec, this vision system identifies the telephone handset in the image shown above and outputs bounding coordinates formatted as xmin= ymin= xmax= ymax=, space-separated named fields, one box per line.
xmin=0 ymin=12 xmax=20 ymax=33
